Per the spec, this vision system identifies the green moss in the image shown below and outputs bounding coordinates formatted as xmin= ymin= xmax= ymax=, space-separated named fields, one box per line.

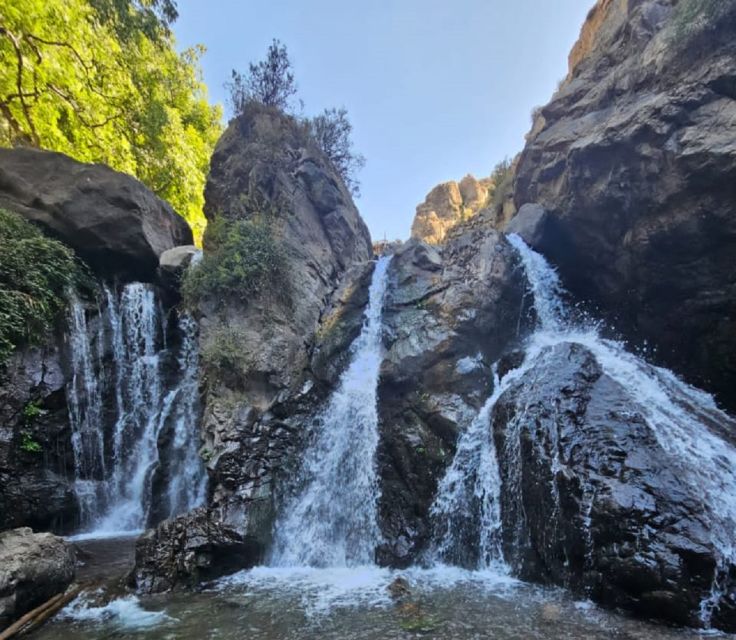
xmin=20 ymin=432 xmax=42 ymax=454
xmin=200 ymin=325 xmax=251 ymax=378
xmin=0 ymin=209 xmax=86 ymax=364
xmin=670 ymin=0 xmax=727 ymax=39
xmin=22 ymin=400 xmax=43 ymax=424
xmin=181 ymin=215 xmax=290 ymax=308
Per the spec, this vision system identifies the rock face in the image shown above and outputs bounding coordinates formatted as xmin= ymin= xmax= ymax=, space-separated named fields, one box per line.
xmin=512 ymin=0 xmax=736 ymax=410
xmin=0 ymin=528 xmax=75 ymax=629
xmin=491 ymin=341 xmax=736 ymax=630
xmin=132 ymin=102 xmax=374 ymax=589
xmin=376 ymin=222 xmax=532 ymax=566
xmin=0 ymin=148 xmax=192 ymax=281
xmin=0 ymin=346 xmax=78 ymax=533
xmin=410 ymin=175 xmax=491 ymax=244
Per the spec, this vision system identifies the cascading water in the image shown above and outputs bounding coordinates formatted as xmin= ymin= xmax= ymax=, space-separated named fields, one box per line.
xmin=270 ymin=256 xmax=392 ymax=567
xmin=505 ymin=233 xmax=736 ymax=624
xmin=66 ymin=283 xmax=206 ymax=537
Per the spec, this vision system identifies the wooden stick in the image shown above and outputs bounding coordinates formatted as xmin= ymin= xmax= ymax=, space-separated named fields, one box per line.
xmin=0 ymin=584 xmax=84 ymax=640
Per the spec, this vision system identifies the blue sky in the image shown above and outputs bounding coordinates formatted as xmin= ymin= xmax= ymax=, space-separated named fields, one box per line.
xmin=174 ymin=0 xmax=593 ymax=241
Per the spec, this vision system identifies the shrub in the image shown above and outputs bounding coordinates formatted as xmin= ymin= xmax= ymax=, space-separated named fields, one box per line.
xmin=200 ymin=325 xmax=250 ymax=378
xmin=489 ymin=158 xmax=514 ymax=211
xmin=0 ymin=209 xmax=85 ymax=364
xmin=181 ymin=215 xmax=289 ymax=308
xmin=20 ymin=432 xmax=42 ymax=454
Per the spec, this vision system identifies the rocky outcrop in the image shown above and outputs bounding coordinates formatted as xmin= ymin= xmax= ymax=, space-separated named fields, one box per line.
xmin=376 ymin=224 xmax=532 ymax=566
xmin=0 ymin=148 xmax=192 ymax=281
xmin=132 ymin=102 xmax=374 ymax=589
xmin=0 ymin=528 xmax=75 ymax=630
xmin=491 ymin=341 xmax=736 ymax=630
xmin=0 ymin=346 xmax=78 ymax=533
xmin=512 ymin=0 xmax=736 ymax=410
xmin=410 ymin=175 xmax=491 ymax=245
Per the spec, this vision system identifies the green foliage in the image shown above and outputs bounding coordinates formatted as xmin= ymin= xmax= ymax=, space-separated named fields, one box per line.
xmin=0 ymin=0 xmax=223 ymax=242
xmin=227 ymin=39 xmax=297 ymax=114
xmin=489 ymin=158 xmax=514 ymax=211
xmin=182 ymin=216 xmax=289 ymax=308
xmin=200 ymin=325 xmax=250 ymax=378
xmin=0 ymin=209 xmax=84 ymax=363
xmin=22 ymin=399 xmax=43 ymax=423
xmin=20 ymin=432 xmax=42 ymax=453
xmin=308 ymin=107 xmax=365 ymax=197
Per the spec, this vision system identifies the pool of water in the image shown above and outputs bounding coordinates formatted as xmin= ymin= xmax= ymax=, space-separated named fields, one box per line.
xmin=34 ymin=565 xmax=727 ymax=640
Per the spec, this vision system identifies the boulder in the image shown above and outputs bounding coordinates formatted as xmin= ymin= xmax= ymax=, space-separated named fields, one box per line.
xmin=0 ymin=528 xmax=75 ymax=630
xmin=135 ymin=102 xmax=374 ymax=591
xmin=0 ymin=148 xmax=193 ymax=281
xmin=376 ymin=223 xmax=532 ymax=566
xmin=513 ymin=0 xmax=736 ymax=410
xmin=132 ymin=508 xmax=261 ymax=593
xmin=492 ymin=341 xmax=736 ymax=631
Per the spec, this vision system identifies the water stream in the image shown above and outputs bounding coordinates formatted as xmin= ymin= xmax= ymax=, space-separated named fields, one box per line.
xmin=270 ymin=256 xmax=391 ymax=567
xmin=67 ymin=283 xmax=206 ymax=538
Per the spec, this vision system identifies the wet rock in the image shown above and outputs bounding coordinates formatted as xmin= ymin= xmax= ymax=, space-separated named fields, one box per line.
xmin=513 ymin=0 xmax=736 ymax=410
xmin=0 ymin=148 xmax=192 ymax=281
xmin=132 ymin=508 xmax=261 ymax=592
xmin=376 ymin=224 xmax=532 ymax=566
xmin=0 ymin=346 xmax=78 ymax=533
xmin=492 ymin=341 xmax=736 ymax=630
xmin=387 ymin=576 xmax=412 ymax=600
xmin=0 ymin=527 xmax=75 ymax=630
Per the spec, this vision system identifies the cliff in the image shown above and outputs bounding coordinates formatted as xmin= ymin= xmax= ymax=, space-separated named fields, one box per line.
xmin=512 ymin=0 xmax=736 ymax=411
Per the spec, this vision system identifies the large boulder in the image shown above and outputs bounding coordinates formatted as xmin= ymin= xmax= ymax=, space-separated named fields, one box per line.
xmin=0 ymin=528 xmax=75 ymax=630
xmin=134 ymin=102 xmax=374 ymax=589
xmin=376 ymin=223 xmax=532 ymax=566
xmin=512 ymin=0 xmax=736 ymax=410
xmin=492 ymin=341 xmax=736 ymax=631
xmin=0 ymin=148 xmax=193 ymax=281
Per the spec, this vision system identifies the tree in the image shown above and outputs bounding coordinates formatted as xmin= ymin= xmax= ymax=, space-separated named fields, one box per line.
xmin=0 ymin=0 xmax=222 ymax=242
xmin=310 ymin=107 xmax=365 ymax=197
xmin=227 ymin=39 xmax=297 ymax=114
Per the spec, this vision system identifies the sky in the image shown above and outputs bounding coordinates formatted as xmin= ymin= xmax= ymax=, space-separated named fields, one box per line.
xmin=173 ymin=0 xmax=593 ymax=241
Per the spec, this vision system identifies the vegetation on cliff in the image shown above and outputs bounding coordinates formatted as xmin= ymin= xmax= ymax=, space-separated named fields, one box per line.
xmin=227 ymin=40 xmax=365 ymax=196
xmin=181 ymin=215 xmax=289 ymax=308
xmin=0 ymin=209 xmax=84 ymax=364
xmin=0 ymin=0 xmax=223 ymax=241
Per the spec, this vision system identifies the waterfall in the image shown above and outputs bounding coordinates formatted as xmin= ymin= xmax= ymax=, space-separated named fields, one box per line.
xmin=506 ymin=233 xmax=736 ymax=623
xmin=270 ymin=256 xmax=392 ymax=568
xmin=66 ymin=283 xmax=206 ymax=537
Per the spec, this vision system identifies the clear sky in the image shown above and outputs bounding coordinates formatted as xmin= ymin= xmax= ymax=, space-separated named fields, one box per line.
xmin=173 ymin=0 xmax=593 ymax=241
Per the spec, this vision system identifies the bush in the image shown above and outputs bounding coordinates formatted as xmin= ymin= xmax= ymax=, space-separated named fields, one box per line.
xmin=0 ymin=209 xmax=85 ymax=364
xmin=200 ymin=325 xmax=250 ymax=378
xmin=181 ymin=216 xmax=289 ymax=307
xmin=489 ymin=158 xmax=514 ymax=211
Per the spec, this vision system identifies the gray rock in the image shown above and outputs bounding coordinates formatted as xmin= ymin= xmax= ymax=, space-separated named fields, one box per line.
xmin=0 ymin=527 xmax=75 ymax=630
xmin=492 ymin=341 xmax=736 ymax=631
xmin=504 ymin=203 xmax=549 ymax=246
xmin=0 ymin=148 xmax=193 ymax=281
xmin=514 ymin=0 xmax=736 ymax=411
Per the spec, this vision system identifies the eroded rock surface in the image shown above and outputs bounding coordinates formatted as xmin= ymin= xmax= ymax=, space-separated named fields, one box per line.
xmin=513 ymin=0 xmax=736 ymax=410
xmin=376 ymin=224 xmax=532 ymax=566
xmin=0 ymin=528 xmax=75 ymax=630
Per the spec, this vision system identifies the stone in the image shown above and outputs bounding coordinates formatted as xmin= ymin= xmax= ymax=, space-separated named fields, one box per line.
xmin=0 ymin=528 xmax=75 ymax=630
xmin=513 ymin=0 xmax=736 ymax=411
xmin=410 ymin=175 xmax=491 ymax=245
xmin=504 ymin=203 xmax=549 ymax=246
xmin=376 ymin=224 xmax=533 ymax=566
xmin=134 ymin=102 xmax=374 ymax=590
xmin=492 ymin=341 xmax=736 ymax=630
xmin=0 ymin=148 xmax=192 ymax=281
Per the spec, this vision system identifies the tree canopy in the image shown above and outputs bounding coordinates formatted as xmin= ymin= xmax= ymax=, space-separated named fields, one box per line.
xmin=0 ymin=0 xmax=223 ymax=242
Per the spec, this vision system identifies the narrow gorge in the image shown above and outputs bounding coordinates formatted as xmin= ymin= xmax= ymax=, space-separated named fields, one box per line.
xmin=1 ymin=0 xmax=735 ymax=638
